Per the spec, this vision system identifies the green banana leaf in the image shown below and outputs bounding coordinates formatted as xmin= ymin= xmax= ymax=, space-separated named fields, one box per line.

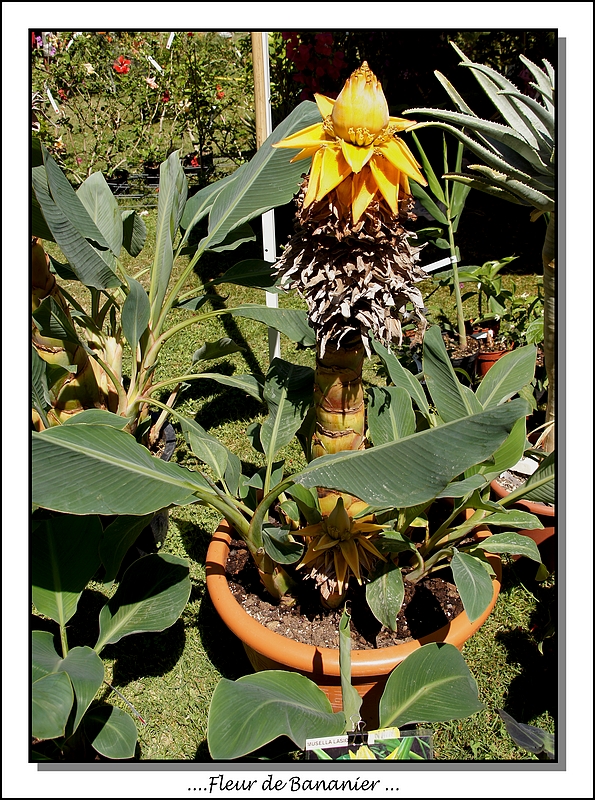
xmin=260 ymin=359 xmax=314 ymax=462
xmin=204 ymin=100 xmax=322 ymax=250
xmin=294 ymin=398 xmax=529 ymax=508
xmin=95 ymin=553 xmax=191 ymax=653
xmin=83 ymin=704 xmax=138 ymax=759
xmin=366 ymin=386 xmax=416 ymax=446
xmin=31 ymin=514 xmax=103 ymax=626
xmin=32 ymin=632 xmax=105 ymax=734
xmin=379 ymin=643 xmax=483 ymax=728
xmin=76 ymin=171 xmax=124 ymax=257
xmin=32 ymin=671 xmax=74 ymax=741
xmin=207 ymin=671 xmax=346 ymax=759
xmin=32 ymin=420 xmax=213 ymax=515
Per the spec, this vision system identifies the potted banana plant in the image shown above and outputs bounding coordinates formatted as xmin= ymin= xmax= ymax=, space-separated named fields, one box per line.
xmin=32 ymin=64 xmax=548 ymax=723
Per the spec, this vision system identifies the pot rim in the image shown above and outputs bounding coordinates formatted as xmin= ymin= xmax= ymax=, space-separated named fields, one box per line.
xmin=490 ymin=476 xmax=555 ymax=517
xmin=206 ymin=519 xmax=501 ymax=679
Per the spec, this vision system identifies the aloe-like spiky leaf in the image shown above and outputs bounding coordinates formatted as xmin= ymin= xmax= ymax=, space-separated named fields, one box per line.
xmin=466 ymin=166 xmax=554 ymax=211
xmin=442 ymin=173 xmax=532 ymax=206
xmin=498 ymin=90 xmax=555 ymax=141
xmin=519 ymin=54 xmax=554 ymax=103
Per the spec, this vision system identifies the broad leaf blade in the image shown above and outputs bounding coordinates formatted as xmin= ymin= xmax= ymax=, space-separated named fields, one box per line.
xmin=31 ymin=515 xmax=103 ymax=626
xmin=32 ymin=166 xmax=120 ymax=289
xmin=179 ymin=417 xmax=230 ymax=481
xmin=366 ymin=386 xmax=416 ymax=446
xmin=149 ymin=152 xmax=188 ymax=320
xmin=121 ymin=276 xmax=150 ymax=351
xmin=450 ymin=551 xmax=495 ymax=623
xmin=260 ymin=359 xmax=314 ymax=461
xmin=32 ymin=672 xmax=74 ymax=741
xmin=99 ymin=514 xmax=155 ymax=584
xmin=232 ymin=305 xmax=316 ymax=347
xmin=121 ymin=209 xmax=147 ymax=257
xmin=206 ymin=101 xmax=322 ymax=249
xmin=422 ymin=326 xmax=483 ymax=421
xmin=58 ymin=647 xmax=105 ymax=733
xmin=207 ymin=671 xmax=346 ymax=759
xmin=95 ymin=553 xmax=191 ymax=652
xmin=366 ymin=560 xmax=405 ymax=632
xmin=32 ymin=423 xmax=212 ymax=515
xmin=77 ymin=171 xmax=123 ymax=257
xmin=295 ymin=399 xmax=529 ymax=508
xmin=83 ymin=704 xmax=138 ymax=759
xmin=339 ymin=612 xmax=362 ymax=731
xmin=371 ymin=338 xmax=430 ymax=419
xmin=474 ymin=531 xmax=542 ymax=563
xmin=379 ymin=643 xmax=483 ymax=728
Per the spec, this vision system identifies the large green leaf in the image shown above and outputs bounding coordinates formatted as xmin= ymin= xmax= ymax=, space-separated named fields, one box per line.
xmin=52 ymin=645 xmax=105 ymax=734
xmin=99 ymin=514 xmax=155 ymax=584
xmin=212 ymin=259 xmax=279 ymax=291
xmin=371 ymin=338 xmax=430 ymax=419
xmin=32 ymin=345 xmax=51 ymax=416
xmin=475 ymin=345 xmax=537 ymax=409
xmin=180 ymin=169 xmax=238 ymax=232
xmin=474 ymin=531 xmax=542 ymax=563
xmin=32 ymin=631 xmax=62 ymax=683
xmin=260 ymin=359 xmax=314 ymax=461
xmin=295 ymin=399 xmax=528 ymax=507
xmin=121 ymin=209 xmax=147 ymax=257
xmin=149 ymin=151 xmax=188 ymax=321
xmin=83 ymin=704 xmax=138 ymax=759
xmin=121 ymin=276 xmax=150 ymax=350
xmin=32 ymin=296 xmax=83 ymax=347
xmin=189 ymin=372 xmax=264 ymax=401
xmin=76 ymin=171 xmax=123 ymax=257
xmin=43 ymin=147 xmax=111 ymax=248
xmin=32 ymin=422 xmax=212 ymax=515
xmin=475 ymin=416 xmax=527 ymax=481
xmin=32 ymin=672 xmax=74 ymax=741
xmin=366 ymin=386 xmax=416 ymax=446
xmin=31 ymin=514 xmax=103 ymax=626
xmin=422 ymin=326 xmax=483 ymax=421
xmin=506 ymin=451 xmax=555 ymax=506
xmin=205 ymin=101 xmax=321 ymax=249
xmin=498 ymin=709 xmax=555 ymax=758
xmin=207 ymin=671 xmax=346 ymax=759
xmin=379 ymin=643 xmax=483 ymax=728
xmin=450 ymin=550 xmax=495 ymax=623
xmin=95 ymin=553 xmax=191 ymax=653
xmin=365 ymin=560 xmax=405 ymax=632
xmin=179 ymin=416 xmax=236 ymax=482
xmin=232 ymin=305 xmax=316 ymax=346
xmin=32 ymin=166 xmax=120 ymax=290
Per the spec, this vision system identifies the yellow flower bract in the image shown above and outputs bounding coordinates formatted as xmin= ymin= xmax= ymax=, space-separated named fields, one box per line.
xmin=273 ymin=62 xmax=426 ymax=223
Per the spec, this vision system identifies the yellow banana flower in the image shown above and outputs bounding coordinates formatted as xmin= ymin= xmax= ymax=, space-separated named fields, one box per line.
xmin=274 ymin=62 xmax=426 ymax=223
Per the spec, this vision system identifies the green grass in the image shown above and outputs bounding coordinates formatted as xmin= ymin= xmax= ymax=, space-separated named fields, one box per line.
xmin=34 ymin=207 xmax=554 ymax=762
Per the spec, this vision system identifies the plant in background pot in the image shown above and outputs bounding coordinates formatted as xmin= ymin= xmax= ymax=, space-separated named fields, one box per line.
xmin=405 ymin=43 xmax=555 ymax=451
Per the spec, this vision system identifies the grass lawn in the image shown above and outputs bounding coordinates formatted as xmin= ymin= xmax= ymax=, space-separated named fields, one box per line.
xmin=33 ymin=206 xmax=556 ymax=762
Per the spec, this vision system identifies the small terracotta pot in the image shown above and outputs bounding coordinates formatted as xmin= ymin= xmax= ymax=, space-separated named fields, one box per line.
xmin=475 ymin=348 xmax=510 ymax=377
xmin=206 ymin=519 xmax=501 ymax=727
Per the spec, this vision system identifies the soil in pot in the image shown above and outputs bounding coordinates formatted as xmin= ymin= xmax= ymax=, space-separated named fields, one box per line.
xmin=442 ymin=333 xmax=480 ymax=384
xmin=224 ymin=537 xmax=464 ymax=651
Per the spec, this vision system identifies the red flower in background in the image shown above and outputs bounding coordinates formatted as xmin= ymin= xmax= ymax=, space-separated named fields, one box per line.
xmin=282 ymin=32 xmax=346 ymax=100
xmin=113 ymin=55 xmax=131 ymax=74
xmin=161 ymin=90 xmax=170 ymax=103
xmin=216 ymin=84 xmax=225 ymax=99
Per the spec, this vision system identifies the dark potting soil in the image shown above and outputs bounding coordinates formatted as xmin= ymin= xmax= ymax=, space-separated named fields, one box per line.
xmin=224 ymin=539 xmax=464 ymax=651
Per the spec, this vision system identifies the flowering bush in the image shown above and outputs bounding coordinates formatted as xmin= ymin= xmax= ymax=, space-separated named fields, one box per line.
xmin=31 ymin=31 xmax=255 ymax=183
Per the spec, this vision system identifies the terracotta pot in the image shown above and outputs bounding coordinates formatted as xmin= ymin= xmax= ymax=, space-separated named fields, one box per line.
xmin=490 ymin=478 xmax=555 ymax=572
xmin=206 ymin=519 xmax=501 ymax=727
xmin=475 ymin=347 xmax=510 ymax=377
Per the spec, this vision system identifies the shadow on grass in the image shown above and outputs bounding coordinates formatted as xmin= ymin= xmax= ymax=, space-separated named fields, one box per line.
xmin=495 ymin=561 xmax=558 ymax=724
xmin=104 ymin=617 xmax=188 ymax=687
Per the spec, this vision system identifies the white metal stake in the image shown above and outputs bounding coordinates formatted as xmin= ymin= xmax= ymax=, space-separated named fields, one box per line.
xmin=252 ymin=31 xmax=280 ymax=362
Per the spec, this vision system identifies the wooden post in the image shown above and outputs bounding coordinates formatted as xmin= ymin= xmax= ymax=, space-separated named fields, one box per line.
xmin=251 ymin=31 xmax=280 ymax=362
